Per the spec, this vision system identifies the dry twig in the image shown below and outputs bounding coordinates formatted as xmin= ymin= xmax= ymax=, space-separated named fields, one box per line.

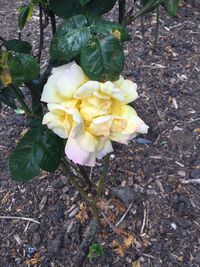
xmin=0 ymin=216 xmax=40 ymax=224
xmin=115 ymin=201 xmax=133 ymax=227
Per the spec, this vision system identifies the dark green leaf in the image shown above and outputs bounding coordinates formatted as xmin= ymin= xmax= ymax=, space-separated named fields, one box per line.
xmin=18 ymin=4 xmax=34 ymax=30
xmin=50 ymin=15 xmax=91 ymax=60
xmin=81 ymin=36 xmax=124 ymax=81
xmin=33 ymin=130 xmax=64 ymax=172
xmin=9 ymin=126 xmax=64 ymax=181
xmin=8 ymin=53 xmax=40 ymax=83
xmin=90 ymin=18 xmax=130 ymax=42
xmin=49 ymin=0 xmax=81 ymax=19
xmin=0 ymin=85 xmax=16 ymax=109
xmin=9 ymin=128 xmax=42 ymax=181
xmin=84 ymin=0 xmax=117 ymax=15
xmin=162 ymin=0 xmax=179 ymax=16
xmin=3 ymin=39 xmax=32 ymax=54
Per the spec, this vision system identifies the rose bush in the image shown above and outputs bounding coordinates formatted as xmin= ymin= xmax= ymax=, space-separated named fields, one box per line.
xmin=41 ymin=61 xmax=148 ymax=166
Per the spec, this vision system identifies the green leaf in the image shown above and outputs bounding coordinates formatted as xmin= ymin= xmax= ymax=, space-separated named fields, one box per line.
xmin=18 ymin=3 xmax=34 ymax=31
xmin=8 ymin=53 xmax=40 ymax=83
xmin=162 ymin=0 xmax=179 ymax=16
xmin=81 ymin=36 xmax=124 ymax=81
xmin=33 ymin=130 xmax=64 ymax=172
xmin=84 ymin=0 xmax=117 ymax=15
xmin=90 ymin=18 xmax=130 ymax=42
xmin=0 ymin=85 xmax=16 ymax=109
xmin=88 ymin=243 xmax=104 ymax=260
xmin=49 ymin=0 xmax=81 ymax=19
xmin=50 ymin=15 xmax=91 ymax=60
xmin=9 ymin=128 xmax=42 ymax=181
xmin=9 ymin=126 xmax=64 ymax=181
xmin=3 ymin=39 xmax=32 ymax=54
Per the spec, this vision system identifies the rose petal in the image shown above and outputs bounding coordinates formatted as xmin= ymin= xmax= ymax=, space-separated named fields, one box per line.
xmin=74 ymin=81 xmax=100 ymax=99
xmin=88 ymin=115 xmax=113 ymax=137
xmin=65 ymin=137 xmax=96 ymax=166
xmin=55 ymin=62 xmax=88 ymax=98
xmin=101 ymin=81 xmax=125 ymax=101
xmin=41 ymin=75 xmax=65 ymax=103
xmin=42 ymin=112 xmax=67 ymax=138
xmin=110 ymin=105 xmax=148 ymax=143
xmin=97 ymin=139 xmax=113 ymax=159
xmin=118 ymin=79 xmax=138 ymax=104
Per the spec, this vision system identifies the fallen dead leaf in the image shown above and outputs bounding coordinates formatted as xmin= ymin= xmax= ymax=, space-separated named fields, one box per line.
xmin=123 ymin=234 xmax=135 ymax=248
xmin=194 ymin=128 xmax=200 ymax=133
xmin=132 ymin=260 xmax=141 ymax=267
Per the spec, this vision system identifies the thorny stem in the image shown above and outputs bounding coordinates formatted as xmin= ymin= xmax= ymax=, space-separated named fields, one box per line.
xmin=61 ymin=161 xmax=90 ymax=202
xmin=118 ymin=0 xmax=126 ymax=25
xmin=61 ymin=155 xmax=110 ymax=221
xmin=38 ymin=3 xmax=44 ymax=63
xmin=77 ymin=165 xmax=93 ymax=191
xmin=49 ymin=10 xmax=56 ymax=35
xmin=91 ymin=154 xmax=110 ymax=220
xmin=141 ymin=16 xmax=145 ymax=42
xmin=11 ymin=84 xmax=34 ymax=117
xmin=152 ymin=6 xmax=160 ymax=51
xmin=127 ymin=0 xmax=160 ymax=25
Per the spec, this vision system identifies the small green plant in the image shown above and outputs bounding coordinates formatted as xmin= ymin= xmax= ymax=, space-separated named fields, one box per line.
xmin=88 ymin=243 xmax=104 ymax=261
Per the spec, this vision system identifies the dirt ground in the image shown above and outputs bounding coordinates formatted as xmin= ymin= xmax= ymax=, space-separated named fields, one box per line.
xmin=0 ymin=0 xmax=200 ymax=266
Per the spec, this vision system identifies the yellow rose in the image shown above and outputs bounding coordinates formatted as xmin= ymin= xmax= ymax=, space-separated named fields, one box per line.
xmin=41 ymin=61 xmax=148 ymax=166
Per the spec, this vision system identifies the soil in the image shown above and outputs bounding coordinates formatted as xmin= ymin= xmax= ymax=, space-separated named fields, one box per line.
xmin=0 ymin=0 xmax=200 ymax=266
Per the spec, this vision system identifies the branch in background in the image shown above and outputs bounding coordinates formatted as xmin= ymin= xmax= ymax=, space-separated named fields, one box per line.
xmin=49 ymin=10 xmax=56 ymax=35
xmin=61 ymin=160 xmax=90 ymax=203
xmin=141 ymin=16 xmax=145 ymax=41
xmin=152 ymin=6 xmax=160 ymax=51
xmin=11 ymin=84 xmax=34 ymax=117
xmin=118 ymin=0 xmax=126 ymax=25
xmin=78 ymin=165 xmax=93 ymax=191
xmin=38 ymin=3 xmax=44 ymax=63
xmin=91 ymin=154 xmax=110 ymax=220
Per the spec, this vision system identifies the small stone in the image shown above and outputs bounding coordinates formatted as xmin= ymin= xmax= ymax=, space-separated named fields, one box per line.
xmin=111 ymin=185 xmax=144 ymax=206
xmin=110 ymin=154 xmax=115 ymax=160
xmin=171 ymin=223 xmax=177 ymax=230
